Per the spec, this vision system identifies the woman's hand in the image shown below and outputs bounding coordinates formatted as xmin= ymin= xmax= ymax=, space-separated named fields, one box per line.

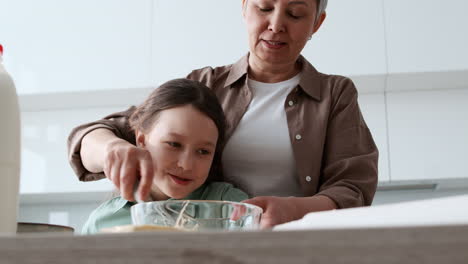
xmin=103 ymin=139 xmax=154 ymax=202
xmin=243 ymin=195 xmax=338 ymax=229
xmin=81 ymin=128 xmax=154 ymax=202
xmin=242 ymin=196 xmax=299 ymax=229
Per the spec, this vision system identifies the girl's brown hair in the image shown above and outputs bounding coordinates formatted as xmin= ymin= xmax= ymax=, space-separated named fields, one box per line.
xmin=129 ymin=78 xmax=226 ymax=182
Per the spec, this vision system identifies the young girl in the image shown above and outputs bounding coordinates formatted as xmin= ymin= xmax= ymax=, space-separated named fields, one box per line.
xmin=82 ymin=79 xmax=248 ymax=234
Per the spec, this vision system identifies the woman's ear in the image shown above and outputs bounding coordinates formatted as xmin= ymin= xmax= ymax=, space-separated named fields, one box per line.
xmin=313 ymin=12 xmax=327 ymax=34
xmin=241 ymin=0 xmax=247 ymax=17
xmin=135 ymin=130 xmax=146 ymax=148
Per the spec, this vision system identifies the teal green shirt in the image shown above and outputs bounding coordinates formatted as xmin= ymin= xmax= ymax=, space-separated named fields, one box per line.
xmin=82 ymin=182 xmax=249 ymax=234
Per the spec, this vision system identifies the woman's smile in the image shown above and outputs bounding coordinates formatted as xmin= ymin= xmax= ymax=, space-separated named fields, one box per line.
xmin=262 ymin=39 xmax=287 ymax=50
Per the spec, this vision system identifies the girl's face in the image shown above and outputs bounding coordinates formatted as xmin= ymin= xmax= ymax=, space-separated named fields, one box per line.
xmin=136 ymin=105 xmax=219 ymax=200
xmin=243 ymin=0 xmax=324 ymax=66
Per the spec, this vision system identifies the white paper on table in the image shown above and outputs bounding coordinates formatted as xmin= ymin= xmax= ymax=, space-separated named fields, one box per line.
xmin=274 ymin=194 xmax=468 ymax=231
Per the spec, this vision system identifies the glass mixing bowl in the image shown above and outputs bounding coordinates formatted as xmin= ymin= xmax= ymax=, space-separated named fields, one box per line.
xmin=131 ymin=200 xmax=263 ymax=231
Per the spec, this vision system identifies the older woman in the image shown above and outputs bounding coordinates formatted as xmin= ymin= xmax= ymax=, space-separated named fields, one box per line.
xmin=68 ymin=0 xmax=378 ymax=228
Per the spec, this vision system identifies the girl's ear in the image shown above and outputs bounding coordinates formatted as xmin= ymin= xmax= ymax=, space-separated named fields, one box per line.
xmin=135 ymin=130 xmax=146 ymax=148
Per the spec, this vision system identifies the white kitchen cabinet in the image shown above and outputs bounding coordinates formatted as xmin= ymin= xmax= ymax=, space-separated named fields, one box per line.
xmin=19 ymin=107 xmax=122 ymax=193
xmin=384 ymin=0 xmax=468 ymax=74
xmin=386 ymin=70 xmax=468 ymax=93
xmin=151 ymin=0 xmax=247 ymax=84
xmin=386 ymin=88 xmax=468 ymax=181
xmin=358 ymin=93 xmax=390 ymax=182
xmin=303 ymin=0 xmax=387 ymax=80
xmin=0 ymin=0 xmax=153 ymax=94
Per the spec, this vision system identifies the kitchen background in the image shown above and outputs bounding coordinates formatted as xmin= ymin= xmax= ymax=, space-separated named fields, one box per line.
xmin=1 ymin=0 xmax=467 ymax=233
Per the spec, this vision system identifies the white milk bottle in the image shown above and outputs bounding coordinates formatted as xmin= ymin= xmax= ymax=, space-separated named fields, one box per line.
xmin=0 ymin=44 xmax=21 ymax=234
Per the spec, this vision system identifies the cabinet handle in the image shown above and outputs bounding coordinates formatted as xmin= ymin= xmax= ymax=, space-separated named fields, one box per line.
xmin=377 ymin=183 xmax=437 ymax=191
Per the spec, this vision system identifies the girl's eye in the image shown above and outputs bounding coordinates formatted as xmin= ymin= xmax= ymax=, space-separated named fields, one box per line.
xmin=167 ymin=142 xmax=181 ymax=148
xmin=258 ymin=7 xmax=273 ymax=12
xmin=197 ymin=149 xmax=211 ymax=155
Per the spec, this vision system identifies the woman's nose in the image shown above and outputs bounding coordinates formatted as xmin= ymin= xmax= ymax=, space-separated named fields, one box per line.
xmin=268 ymin=12 xmax=286 ymax=33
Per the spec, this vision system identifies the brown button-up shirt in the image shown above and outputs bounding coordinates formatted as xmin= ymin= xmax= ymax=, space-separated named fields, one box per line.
xmin=68 ymin=54 xmax=378 ymax=209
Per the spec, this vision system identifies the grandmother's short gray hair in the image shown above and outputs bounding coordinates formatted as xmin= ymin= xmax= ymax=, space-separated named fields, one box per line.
xmin=317 ymin=0 xmax=328 ymax=16
xmin=243 ymin=0 xmax=328 ymax=17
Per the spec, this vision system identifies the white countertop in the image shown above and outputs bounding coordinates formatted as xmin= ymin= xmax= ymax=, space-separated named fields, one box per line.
xmin=275 ymin=194 xmax=468 ymax=231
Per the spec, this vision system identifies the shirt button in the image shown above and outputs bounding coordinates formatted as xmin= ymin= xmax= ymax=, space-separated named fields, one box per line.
xmin=295 ymin=134 xmax=302 ymax=140
xmin=305 ymin=176 xmax=312 ymax=182
xmin=288 ymin=100 xmax=294 ymax=106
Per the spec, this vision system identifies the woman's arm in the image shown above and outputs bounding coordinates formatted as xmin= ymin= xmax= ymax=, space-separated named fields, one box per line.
xmin=315 ymin=77 xmax=378 ymax=208
xmin=81 ymin=128 xmax=124 ymax=173
xmin=67 ymin=106 xmax=154 ymax=201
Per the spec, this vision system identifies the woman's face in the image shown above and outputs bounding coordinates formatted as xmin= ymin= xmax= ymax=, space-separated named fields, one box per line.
xmin=243 ymin=0 xmax=324 ymax=66
xmin=136 ymin=105 xmax=218 ymax=200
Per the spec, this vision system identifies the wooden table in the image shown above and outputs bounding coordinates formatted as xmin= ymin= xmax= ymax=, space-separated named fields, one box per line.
xmin=1 ymin=225 xmax=467 ymax=263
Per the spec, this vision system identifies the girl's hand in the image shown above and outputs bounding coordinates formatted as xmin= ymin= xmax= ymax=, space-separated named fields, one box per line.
xmin=104 ymin=139 xmax=154 ymax=202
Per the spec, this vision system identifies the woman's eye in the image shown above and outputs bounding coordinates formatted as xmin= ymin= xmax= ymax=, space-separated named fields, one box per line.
xmin=167 ymin=142 xmax=181 ymax=148
xmin=288 ymin=12 xmax=302 ymax=19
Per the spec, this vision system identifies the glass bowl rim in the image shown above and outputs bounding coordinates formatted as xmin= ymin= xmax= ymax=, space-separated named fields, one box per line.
xmin=131 ymin=200 xmax=263 ymax=214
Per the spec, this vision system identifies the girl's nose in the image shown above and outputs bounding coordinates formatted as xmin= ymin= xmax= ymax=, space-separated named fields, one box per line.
xmin=177 ymin=151 xmax=194 ymax=171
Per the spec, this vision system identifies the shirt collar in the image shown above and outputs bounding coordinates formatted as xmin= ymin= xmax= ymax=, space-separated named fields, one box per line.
xmin=114 ymin=197 xmax=135 ymax=211
xmin=224 ymin=53 xmax=249 ymax=88
xmin=297 ymin=55 xmax=322 ymax=101
xmin=178 ymin=184 xmax=207 ymax=200
xmin=224 ymin=53 xmax=322 ymax=101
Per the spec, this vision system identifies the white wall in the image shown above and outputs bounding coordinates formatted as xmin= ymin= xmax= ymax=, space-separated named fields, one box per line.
xmin=384 ymin=0 xmax=468 ymax=73
xmin=151 ymin=0 xmax=248 ymax=84
xmin=1 ymin=0 xmax=467 ymax=229
xmin=0 ymin=0 xmax=153 ymax=94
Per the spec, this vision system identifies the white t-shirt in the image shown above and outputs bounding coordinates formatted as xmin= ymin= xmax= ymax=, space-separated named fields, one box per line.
xmin=222 ymin=74 xmax=303 ymax=197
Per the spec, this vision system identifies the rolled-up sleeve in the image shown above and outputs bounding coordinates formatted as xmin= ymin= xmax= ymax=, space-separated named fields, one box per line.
xmin=67 ymin=106 xmax=137 ymax=182
xmin=316 ymin=78 xmax=378 ymax=208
